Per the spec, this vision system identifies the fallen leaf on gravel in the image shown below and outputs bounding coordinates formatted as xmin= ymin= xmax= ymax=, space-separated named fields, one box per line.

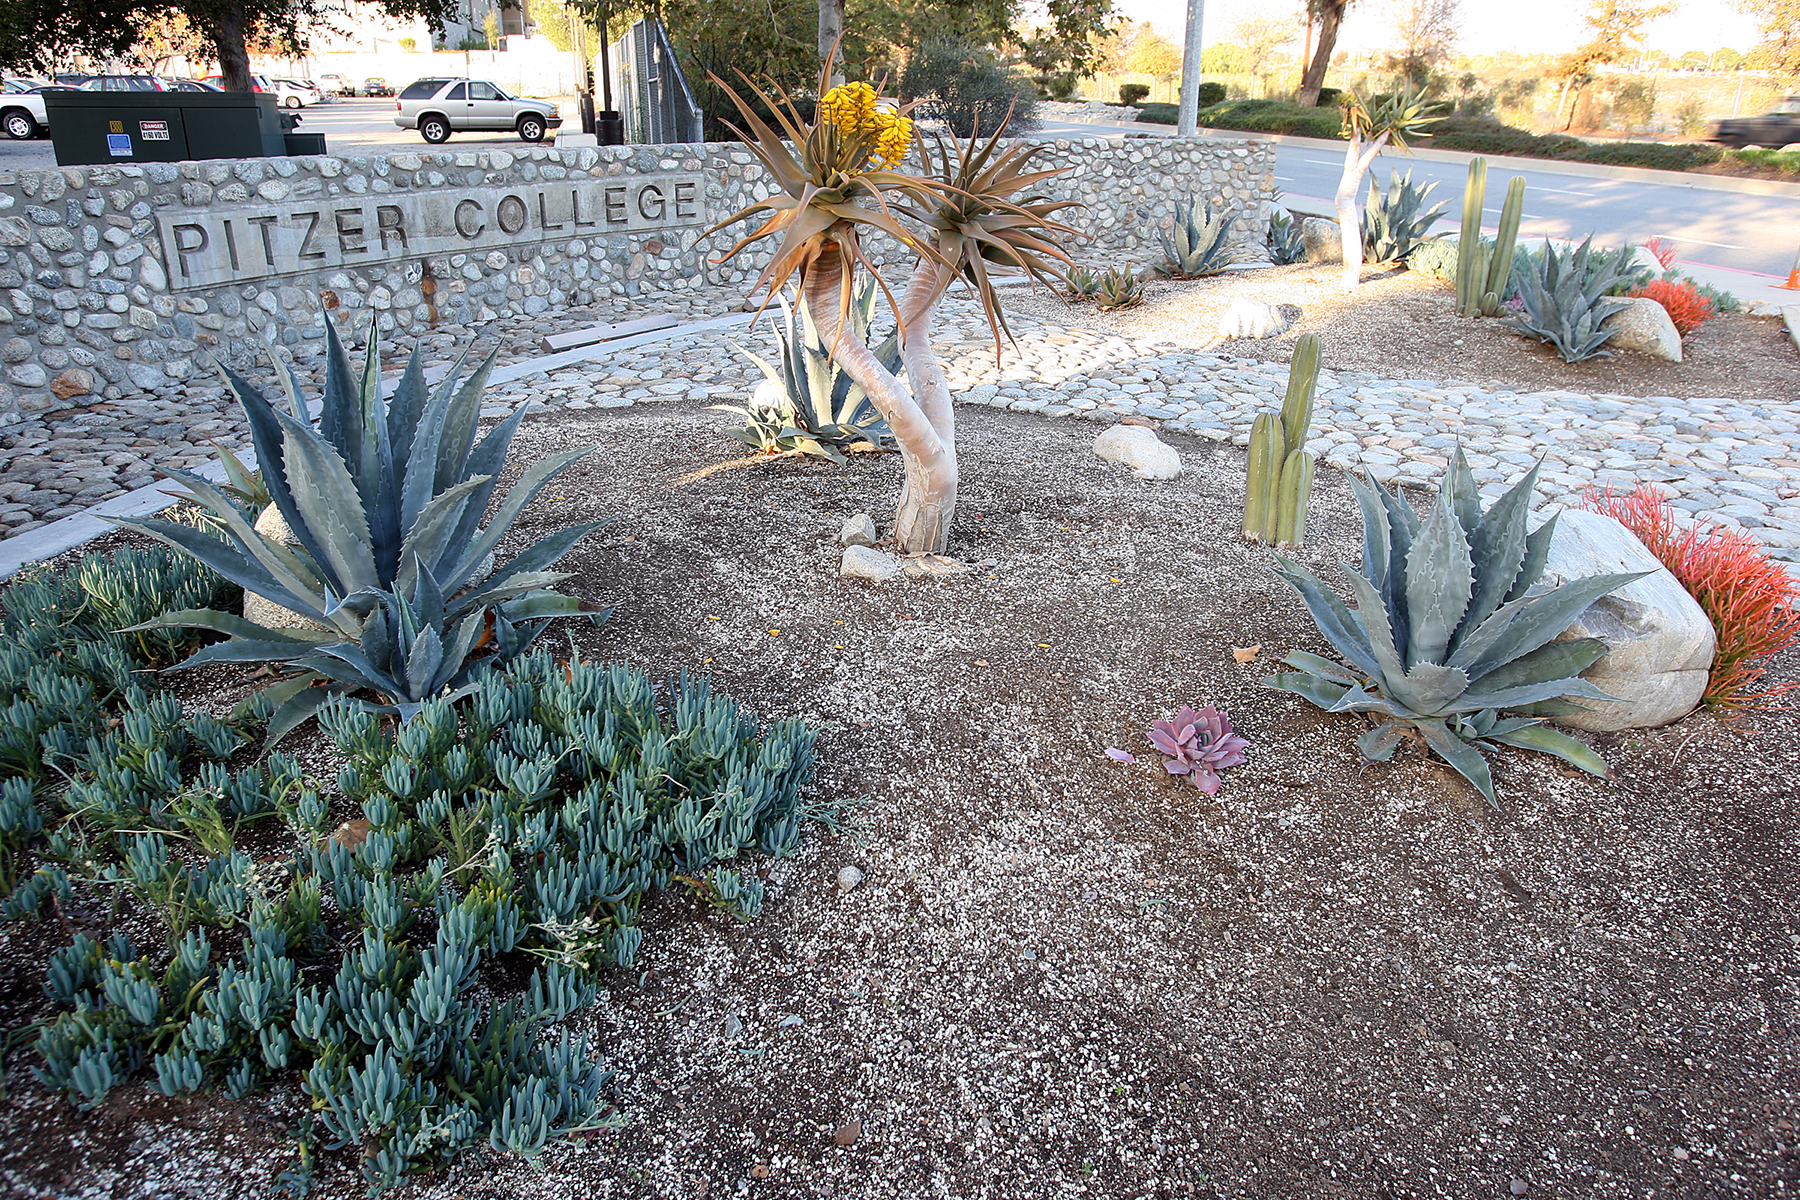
xmin=1104 ymin=747 xmax=1137 ymax=763
xmin=751 ymin=1164 xmax=770 ymax=1178
xmin=832 ymin=1121 xmax=861 ymax=1146
xmin=1232 ymin=645 xmax=1262 ymax=663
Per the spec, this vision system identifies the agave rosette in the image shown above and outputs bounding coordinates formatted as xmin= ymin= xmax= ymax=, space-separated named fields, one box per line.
xmin=1265 ymin=448 xmax=1645 ymax=804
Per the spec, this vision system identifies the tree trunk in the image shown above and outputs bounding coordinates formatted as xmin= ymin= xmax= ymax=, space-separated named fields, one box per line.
xmin=1336 ymin=130 xmax=1388 ymax=292
xmin=818 ymin=0 xmax=846 ymax=88
xmin=210 ymin=2 xmax=254 ymax=93
xmin=1296 ymin=0 xmax=1346 ymax=108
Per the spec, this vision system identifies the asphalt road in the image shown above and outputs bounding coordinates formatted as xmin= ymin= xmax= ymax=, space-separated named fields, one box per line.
xmin=1029 ymin=118 xmax=1800 ymax=280
xmin=5 ymin=102 xmax=1796 ymax=280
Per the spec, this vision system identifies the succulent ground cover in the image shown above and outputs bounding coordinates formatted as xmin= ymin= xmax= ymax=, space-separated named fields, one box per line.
xmin=3 ymin=398 xmax=1793 ymax=1199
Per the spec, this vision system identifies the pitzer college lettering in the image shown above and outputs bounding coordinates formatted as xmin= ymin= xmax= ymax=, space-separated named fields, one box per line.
xmin=155 ymin=174 xmax=705 ymax=290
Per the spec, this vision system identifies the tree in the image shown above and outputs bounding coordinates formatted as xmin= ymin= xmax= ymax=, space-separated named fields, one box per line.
xmin=0 ymin=0 xmax=458 ymax=91
xmin=1385 ymin=0 xmax=1460 ymax=88
xmin=1552 ymin=0 xmax=1676 ymax=127
xmin=820 ymin=0 xmax=846 ymax=84
xmin=1233 ymin=8 xmax=1298 ymax=94
xmin=1125 ymin=24 xmax=1183 ymax=78
xmin=1333 ymin=89 xmax=1431 ymax=291
xmin=709 ymin=70 xmax=1074 ymax=555
xmin=1739 ymin=0 xmax=1800 ymax=78
xmin=1298 ymin=0 xmax=1356 ymax=107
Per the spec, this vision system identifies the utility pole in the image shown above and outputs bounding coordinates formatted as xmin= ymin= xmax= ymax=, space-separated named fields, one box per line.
xmin=1177 ymin=0 xmax=1205 ymax=136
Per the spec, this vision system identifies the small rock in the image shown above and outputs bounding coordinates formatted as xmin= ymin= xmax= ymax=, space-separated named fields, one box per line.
xmin=331 ymin=819 xmax=372 ymax=849
xmin=1543 ymin=510 xmax=1714 ymax=732
xmin=49 ymin=368 xmax=95 ymax=400
xmin=719 ymin=1014 xmax=743 ymax=1039
xmin=1093 ymin=424 xmax=1181 ymax=481
xmin=778 ymin=1014 xmax=803 ymax=1028
xmin=1300 ymin=216 xmax=1343 ymax=264
xmin=900 ymin=554 xmax=971 ymax=578
xmin=1215 ymin=297 xmax=1297 ymax=339
xmin=832 ymin=1121 xmax=861 ymax=1146
xmin=840 ymin=544 xmax=902 ymax=582
xmin=1510 ymin=1179 xmax=1529 ymax=1196
xmin=1601 ymin=297 xmax=1682 ymax=362
xmin=837 ymin=865 xmax=864 ymax=894
xmin=838 ymin=513 xmax=877 ymax=548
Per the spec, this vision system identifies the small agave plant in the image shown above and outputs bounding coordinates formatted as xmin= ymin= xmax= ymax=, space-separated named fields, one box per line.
xmin=1159 ymin=196 xmax=1240 ymax=279
xmin=713 ymin=281 xmax=897 ymax=463
xmin=1095 ymin=266 xmax=1146 ymax=311
xmin=1265 ymin=449 xmax=1645 ymax=805
xmin=1064 ymin=265 xmax=1103 ymax=300
xmin=116 ymin=319 xmax=604 ymax=741
xmin=1148 ymin=705 xmax=1249 ymax=794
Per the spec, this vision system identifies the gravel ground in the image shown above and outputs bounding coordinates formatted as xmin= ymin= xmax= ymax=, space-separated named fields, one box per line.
xmin=3 ymin=399 xmax=1796 ymax=1199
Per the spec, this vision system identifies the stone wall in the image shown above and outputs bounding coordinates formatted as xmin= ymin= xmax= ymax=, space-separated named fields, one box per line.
xmin=0 ymin=135 xmax=1274 ymax=423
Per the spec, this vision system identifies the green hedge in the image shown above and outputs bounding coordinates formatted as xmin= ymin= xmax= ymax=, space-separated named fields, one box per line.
xmin=1136 ymin=99 xmax=1344 ymax=138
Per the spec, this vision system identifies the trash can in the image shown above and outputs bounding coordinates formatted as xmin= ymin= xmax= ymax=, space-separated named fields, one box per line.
xmin=597 ymin=109 xmax=624 ymax=146
xmin=45 ymin=90 xmax=288 ymax=166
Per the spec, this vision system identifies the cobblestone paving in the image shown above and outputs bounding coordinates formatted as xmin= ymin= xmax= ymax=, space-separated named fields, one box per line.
xmin=8 ymin=286 xmax=1797 ymax=567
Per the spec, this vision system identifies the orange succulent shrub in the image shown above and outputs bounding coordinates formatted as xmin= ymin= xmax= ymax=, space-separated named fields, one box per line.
xmin=1626 ymin=277 xmax=1717 ymax=338
xmin=1581 ymin=485 xmax=1800 ymax=712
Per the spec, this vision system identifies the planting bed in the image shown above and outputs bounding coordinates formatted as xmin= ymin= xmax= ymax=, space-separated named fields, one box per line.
xmin=3 ymin=398 xmax=1795 ymax=1199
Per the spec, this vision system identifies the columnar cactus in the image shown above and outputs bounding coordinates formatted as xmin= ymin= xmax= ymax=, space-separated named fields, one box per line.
xmin=1454 ymin=157 xmax=1526 ymax=318
xmin=1243 ymin=333 xmax=1322 ymax=547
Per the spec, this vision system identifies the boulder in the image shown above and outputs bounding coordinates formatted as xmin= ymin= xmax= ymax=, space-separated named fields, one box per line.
xmin=1542 ymin=510 xmax=1714 ymax=732
xmin=1300 ymin=217 xmax=1343 ymax=265
xmin=839 ymin=544 xmax=901 ymax=583
xmin=838 ymin=513 xmax=877 ymax=548
xmin=1093 ymin=424 xmax=1181 ymax=481
xmin=1601 ymin=297 xmax=1682 ymax=362
xmin=1215 ymin=298 xmax=1298 ymax=340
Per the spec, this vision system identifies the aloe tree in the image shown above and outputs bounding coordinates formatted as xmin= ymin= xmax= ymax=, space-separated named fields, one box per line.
xmin=1334 ymin=88 xmax=1433 ymax=292
xmin=706 ymin=72 xmax=1075 ymax=555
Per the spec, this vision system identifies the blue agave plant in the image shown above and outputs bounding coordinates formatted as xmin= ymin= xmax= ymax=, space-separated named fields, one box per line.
xmin=116 ymin=319 xmax=606 ymax=740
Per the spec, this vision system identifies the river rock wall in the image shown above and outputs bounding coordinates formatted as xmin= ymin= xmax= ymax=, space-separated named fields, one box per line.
xmin=0 ymin=135 xmax=1275 ymax=422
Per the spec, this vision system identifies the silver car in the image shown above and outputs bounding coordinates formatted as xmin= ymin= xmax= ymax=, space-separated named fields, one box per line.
xmin=393 ymin=77 xmax=561 ymax=144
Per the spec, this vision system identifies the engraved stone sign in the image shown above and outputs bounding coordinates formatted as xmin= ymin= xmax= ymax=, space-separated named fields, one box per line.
xmin=155 ymin=173 xmax=706 ymax=290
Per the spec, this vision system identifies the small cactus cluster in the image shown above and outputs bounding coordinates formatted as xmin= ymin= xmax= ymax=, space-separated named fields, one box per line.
xmin=7 ymin=548 xmax=818 ymax=1192
xmin=1094 ymin=266 xmax=1146 ymax=310
xmin=1455 ymin=157 xmax=1526 ymax=318
xmin=1242 ymin=333 xmax=1323 ymax=547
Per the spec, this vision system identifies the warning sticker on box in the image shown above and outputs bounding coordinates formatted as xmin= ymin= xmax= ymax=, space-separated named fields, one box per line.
xmin=139 ymin=120 xmax=170 ymax=141
xmin=106 ymin=133 xmax=132 ymax=157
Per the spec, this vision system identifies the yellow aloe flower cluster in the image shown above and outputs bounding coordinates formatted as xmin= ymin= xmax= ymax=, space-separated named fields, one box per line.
xmin=817 ymin=81 xmax=914 ymax=170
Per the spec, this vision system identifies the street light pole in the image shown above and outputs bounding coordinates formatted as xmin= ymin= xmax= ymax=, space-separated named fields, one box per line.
xmin=1177 ymin=0 xmax=1205 ymax=136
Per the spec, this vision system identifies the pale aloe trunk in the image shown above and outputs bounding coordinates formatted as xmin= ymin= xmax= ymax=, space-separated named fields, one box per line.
xmin=1336 ymin=129 xmax=1391 ymax=292
xmin=803 ymin=249 xmax=958 ymax=554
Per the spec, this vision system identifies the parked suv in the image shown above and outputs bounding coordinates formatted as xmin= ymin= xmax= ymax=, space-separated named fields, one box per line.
xmin=394 ymin=78 xmax=560 ymax=143
xmin=1 ymin=85 xmax=62 ymax=139
xmin=78 ymin=75 xmax=170 ymax=92
xmin=1709 ymin=95 xmax=1800 ymax=148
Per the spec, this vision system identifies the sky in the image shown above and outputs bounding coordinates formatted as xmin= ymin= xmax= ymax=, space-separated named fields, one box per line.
xmin=1117 ymin=0 xmax=1764 ymax=58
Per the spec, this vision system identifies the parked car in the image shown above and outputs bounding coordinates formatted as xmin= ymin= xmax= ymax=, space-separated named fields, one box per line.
xmin=271 ymin=78 xmax=321 ymax=108
xmin=165 ymin=79 xmax=221 ymax=92
xmin=201 ymin=73 xmax=275 ymax=93
xmin=1 ymin=85 xmax=61 ymax=139
xmin=79 ymin=75 xmax=170 ymax=92
xmin=318 ymin=72 xmax=357 ymax=96
xmin=362 ymin=77 xmax=394 ymax=97
xmin=394 ymin=78 xmax=561 ymax=144
xmin=1709 ymin=95 xmax=1800 ymax=148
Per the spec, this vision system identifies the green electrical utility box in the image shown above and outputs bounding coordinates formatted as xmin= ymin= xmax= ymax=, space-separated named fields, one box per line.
xmin=45 ymin=91 xmax=290 ymax=166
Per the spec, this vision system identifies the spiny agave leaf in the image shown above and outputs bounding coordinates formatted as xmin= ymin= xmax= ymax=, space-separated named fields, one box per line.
xmin=1326 ymin=683 xmax=1420 ymax=718
xmin=1270 ymin=555 xmax=1382 ymax=681
xmin=1443 ymin=447 xmax=1482 ymax=536
xmin=434 ymin=349 xmax=498 ymax=497
xmin=1279 ymin=650 xmax=1361 ymax=685
xmin=1455 ymin=462 xmax=1540 ymax=649
xmin=119 ymin=607 xmax=333 ymax=645
xmin=406 ymin=551 xmax=447 ymax=632
xmin=444 ymin=448 xmax=597 ymax=588
xmin=211 ymin=357 xmax=336 ymax=579
xmin=318 ymin=315 xmax=367 ymax=482
xmin=1340 ymin=566 xmax=1409 ymax=690
xmin=1387 ymin=661 xmax=1472 ymax=717
xmin=1450 ymin=571 xmax=1647 ymax=680
xmin=396 ymin=476 xmax=489 ymax=593
xmin=1358 ymin=720 xmax=1408 ymax=762
xmin=401 ymin=624 xmax=446 ymax=701
xmin=1262 ymin=671 xmax=1354 ymax=711
xmin=1348 ymin=473 xmax=1392 ymax=590
xmin=441 ymin=402 xmax=536 ymax=559
xmin=1455 ymin=674 xmax=1616 ymax=713
xmin=275 ymin=409 xmax=379 ymax=596
xmin=1403 ymin=496 xmax=1474 ymax=668
xmin=399 ymin=349 xmax=478 ymax=532
xmin=1484 ymin=724 xmax=1609 ymax=778
xmin=263 ymin=684 xmax=338 ymax=749
xmin=1466 ymin=636 xmax=1606 ymax=693
xmin=385 ymin=344 xmax=430 ymax=472
xmin=108 ymin=515 xmax=322 ymax=622
xmin=170 ymin=636 xmax=350 ymax=672
xmin=1414 ymin=718 xmax=1498 ymax=805
xmin=1506 ymin=511 xmax=1560 ymax=603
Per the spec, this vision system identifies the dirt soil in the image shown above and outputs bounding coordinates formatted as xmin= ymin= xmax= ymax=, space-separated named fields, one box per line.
xmin=1011 ymin=263 xmax=1800 ymax=402
xmin=3 ymin=400 xmax=1798 ymax=1199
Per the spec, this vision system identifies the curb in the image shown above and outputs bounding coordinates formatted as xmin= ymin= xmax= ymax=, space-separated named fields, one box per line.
xmin=1785 ymin=305 xmax=1800 ymax=353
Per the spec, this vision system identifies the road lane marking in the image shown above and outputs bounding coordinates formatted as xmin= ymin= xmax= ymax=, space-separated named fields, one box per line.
xmin=1534 ymin=187 xmax=1590 ymax=196
xmin=1658 ymin=234 xmax=1745 ymax=249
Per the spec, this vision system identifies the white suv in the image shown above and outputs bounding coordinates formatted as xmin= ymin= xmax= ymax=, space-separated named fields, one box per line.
xmin=394 ymin=77 xmax=561 ymax=144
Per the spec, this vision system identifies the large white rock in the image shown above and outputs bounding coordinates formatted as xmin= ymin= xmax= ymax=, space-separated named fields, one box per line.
xmin=1215 ymin=298 xmax=1297 ymax=340
xmin=1542 ymin=510 xmax=1714 ymax=732
xmin=1601 ymin=297 xmax=1682 ymax=362
xmin=1300 ymin=217 xmax=1343 ymax=264
xmin=242 ymin=505 xmax=328 ymax=633
xmin=838 ymin=513 xmax=877 ymax=547
xmin=839 ymin=545 xmax=901 ymax=583
xmin=1093 ymin=425 xmax=1181 ymax=481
